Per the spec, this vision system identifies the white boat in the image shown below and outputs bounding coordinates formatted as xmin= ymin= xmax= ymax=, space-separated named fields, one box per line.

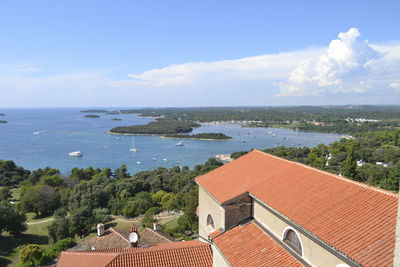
xmin=129 ymin=136 xmax=138 ymax=152
xmin=33 ymin=130 xmax=48 ymax=135
xmin=136 ymin=161 xmax=141 ymax=165
xmin=152 ymin=158 xmax=157 ymax=161
xmin=163 ymin=158 xmax=168 ymax=162
xmin=69 ymin=151 xmax=83 ymax=157
xmin=176 ymin=141 xmax=184 ymax=146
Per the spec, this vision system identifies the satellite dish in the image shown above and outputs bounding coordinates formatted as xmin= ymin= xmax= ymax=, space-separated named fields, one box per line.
xmin=129 ymin=232 xmax=138 ymax=243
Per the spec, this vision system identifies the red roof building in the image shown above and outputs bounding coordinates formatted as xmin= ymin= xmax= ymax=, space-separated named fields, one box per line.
xmin=196 ymin=150 xmax=399 ymax=267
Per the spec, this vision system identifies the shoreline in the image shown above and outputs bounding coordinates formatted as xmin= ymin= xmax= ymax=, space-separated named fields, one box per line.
xmin=160 ymin=136 xmax=231 ymax=141
xmin=106 ymin=131 xmax=231 ymax=141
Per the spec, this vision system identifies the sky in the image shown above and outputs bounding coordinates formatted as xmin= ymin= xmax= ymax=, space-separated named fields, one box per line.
xmin=0 ymin=0 xmax=399 ymax=108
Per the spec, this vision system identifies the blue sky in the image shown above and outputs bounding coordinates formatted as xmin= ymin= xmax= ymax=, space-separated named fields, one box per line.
xmin=1 ymin=0 xmax=400 ymax=107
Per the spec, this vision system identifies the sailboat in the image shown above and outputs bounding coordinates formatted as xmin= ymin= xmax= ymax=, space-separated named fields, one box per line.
xmin=175 ymin=141 xmax=184 ymax=146
xmin=129 ymin=136 xmax=138 ymax=152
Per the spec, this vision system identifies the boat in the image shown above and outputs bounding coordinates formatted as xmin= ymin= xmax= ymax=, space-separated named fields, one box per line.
xmin=271 ymin=134 xmax=277 ymax=137
xmin=33 ymin=130 xmax=48 ymax=135
xmin=241 ymin=140 xmax=246 ymax=143
xmin=163 ymin=158 xmax=168 ymax=162
xmin=152 ymin=158 xmax=157 ymax=161
xmin=136 ymin=161 xmax=141 ymax=165
xmin=215 ymin=154 xmax=232 ymax=162
xmin=68 ymin=151 xmax=83 ymax=157
xmin=130 ymin=136 xmax=138 ymax=152
xmin=115 ymin=137 xmax=120 ymax=140
xmin=176 ymin=141 xmax=184 ymax=146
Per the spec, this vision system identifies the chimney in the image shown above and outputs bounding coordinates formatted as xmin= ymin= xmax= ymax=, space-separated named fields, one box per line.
xmin=97 ymin=223 xmax=104 ymax=237
xmin=153 ymin=223 xmax=161 ymax=231
xmin=394 ymin=191 xmax=400 ymax=266
xmin=129 ymin=225 xmax=139 ymax=247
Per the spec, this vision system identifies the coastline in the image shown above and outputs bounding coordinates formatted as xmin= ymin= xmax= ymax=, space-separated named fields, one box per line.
xmin=160 ymin=136 xmax=231 ymax=141
xmin=106 ymin=131 xmax=231 ymax=141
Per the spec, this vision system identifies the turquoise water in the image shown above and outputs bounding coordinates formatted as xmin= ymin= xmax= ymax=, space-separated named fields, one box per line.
xmin=0 ymin=108 xmax=342 ymax=174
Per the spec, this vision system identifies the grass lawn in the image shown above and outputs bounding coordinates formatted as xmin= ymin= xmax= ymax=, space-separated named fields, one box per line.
xmin=0 ymin=220 xmax=52 ymax=267
xmin=26 ymin=212 xmax=53 ymax=223
xmin=162 ymin=218 xmax=178 ymax=230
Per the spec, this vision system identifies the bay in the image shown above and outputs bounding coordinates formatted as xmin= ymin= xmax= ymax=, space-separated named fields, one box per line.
xmin=0 ymin=108 xmax=342 ymax=174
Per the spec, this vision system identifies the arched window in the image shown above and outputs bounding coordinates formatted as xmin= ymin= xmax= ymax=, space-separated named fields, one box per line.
xmin=283 ymin=229 xmax=302 ymax=255
xmin=206 ymin=214 xmax=214 ymax=230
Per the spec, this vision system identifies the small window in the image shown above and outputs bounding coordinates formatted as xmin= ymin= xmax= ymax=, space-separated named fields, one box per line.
xmin=283 ymin=229 xmax=302 ymax=254
xmin=206 ymin=214 xmax=214 ymax=230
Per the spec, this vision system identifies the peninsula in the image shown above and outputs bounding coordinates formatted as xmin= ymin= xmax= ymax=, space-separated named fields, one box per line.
xmin=162 ymin=133 xmax=232 ymax=140
xmin=108 ymin=120 xmax=200 ymax=135
xmin=80 ymin=109 xmax=108 ymax=113
xmin=84 ymin=114 xmax=100 ymax=118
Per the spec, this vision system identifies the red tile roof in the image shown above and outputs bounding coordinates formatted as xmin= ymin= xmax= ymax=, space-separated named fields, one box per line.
xmin=91 ymin=228 xmax=131 ymax=250
xmin=211 ymin=221 xmax=303 ymax=267
xmin=56 ymin=240 xmax=212 ymax=267
xmin=57 ymin=252 xmax=120 ymax=267
xmin=196 ymin=150 xmax=399 ymax=267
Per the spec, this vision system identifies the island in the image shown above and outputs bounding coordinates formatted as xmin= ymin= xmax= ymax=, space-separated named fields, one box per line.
xmin=108 ymin=120 xmax=200 ymax=135
xmin=110 ymin=118 xmax=122 ymax=121
xmin=80 ymin=109 xmax=108 ymax=113
xmin=0 ymin=113 xmax=5 ymax=116
xmin=0 ymin=120 xmax=7 ymax=123
xmin=162 ymin=133 xmax=232 ymax=140
xmin=84 ymin=114 xmax=100 ymax=118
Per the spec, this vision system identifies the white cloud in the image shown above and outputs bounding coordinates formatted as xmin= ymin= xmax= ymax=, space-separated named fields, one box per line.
xmin=1 ymin=28 xmax=400 ymax=107
xmin=111 ymin=28 xmax=400 ymax=103
xmin=278 ymin=28 xmax=383 ymax=96
xmin=390 ymin=82 xmax=400 ymax=92
xmin=110 ymin=49 xmax=325 ymax=92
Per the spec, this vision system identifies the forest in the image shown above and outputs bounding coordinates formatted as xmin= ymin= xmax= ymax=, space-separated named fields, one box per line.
xmin=162 ymin=133 xmax=232 ymax=140
xmin=107 ymin=106 xmax=400 ymax=134
xmin=109 ymin=120 xmax=200 ymax=134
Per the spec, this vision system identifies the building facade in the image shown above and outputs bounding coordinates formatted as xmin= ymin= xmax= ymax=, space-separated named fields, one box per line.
xmin=196 ymin=150 xmax=399 ymax=267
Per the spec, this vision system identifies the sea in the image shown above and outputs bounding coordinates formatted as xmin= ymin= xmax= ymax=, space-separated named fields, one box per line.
xmin=0 ymin=108 xmax=342 ymax=175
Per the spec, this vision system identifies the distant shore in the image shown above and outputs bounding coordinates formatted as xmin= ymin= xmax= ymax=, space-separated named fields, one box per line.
xmin=160 ymin=136 xmax=229 ymax=141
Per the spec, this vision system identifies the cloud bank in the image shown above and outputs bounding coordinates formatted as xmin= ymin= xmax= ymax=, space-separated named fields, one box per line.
xmin=1 ymin=28 xmax=400 ymax=107
xmin=113 ymin=28 xmax=400 ymax=101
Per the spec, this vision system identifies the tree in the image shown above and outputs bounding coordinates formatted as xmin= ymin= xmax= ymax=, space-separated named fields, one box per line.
xmin=122 ymin=192 xmax=153 ymax=218
xmin=93 ymin=208 xmax=111 ymax=224
xmin=380 ymin=161 xmax=400 ymax=192
xmin=20 ymin=185 xmax=60 ymax=216
xmin=19 ymin=244 xmax=43 ymax=266
xmin=48 ymin=215 xmax=71 ymax=243
xmin=0 ymin=200 xmax=27 ymax=235
xmin=343 ymin=144 xmax=358 ymax=179
xmin=114 ymin=164 xmax=130 ymax=179
xmin=141 ymin=207 xmax=160 ymax=228
xmin=40 ymin=175 xmax=64 ymax=187
xmin=69 ymin=206 xmax=94 ymax=238
xmin=0 ymin=186 xmax=12 ymax=200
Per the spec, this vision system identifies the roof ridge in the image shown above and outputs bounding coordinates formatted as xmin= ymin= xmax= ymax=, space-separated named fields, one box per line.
xmin=61 ymin=251 xmax=121 ymax=256
xmin=253 ymin=149 xmax=398 ymax=198
xmin=110 ymin=227 xmax=132 ymax=244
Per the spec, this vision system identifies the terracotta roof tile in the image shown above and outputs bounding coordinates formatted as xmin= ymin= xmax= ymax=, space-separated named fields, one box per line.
xmin=91 ymin=228 xmax=131 ymax=250
xmin=196 ymin=150 xmax=398 ymax=267
xmin=56 ymin=240 xmax=212 ymax=267
xmin=57 ymin=252 xmax=120 ymax=267
xmin=212 ymin=221 xmax=303 ymax=267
